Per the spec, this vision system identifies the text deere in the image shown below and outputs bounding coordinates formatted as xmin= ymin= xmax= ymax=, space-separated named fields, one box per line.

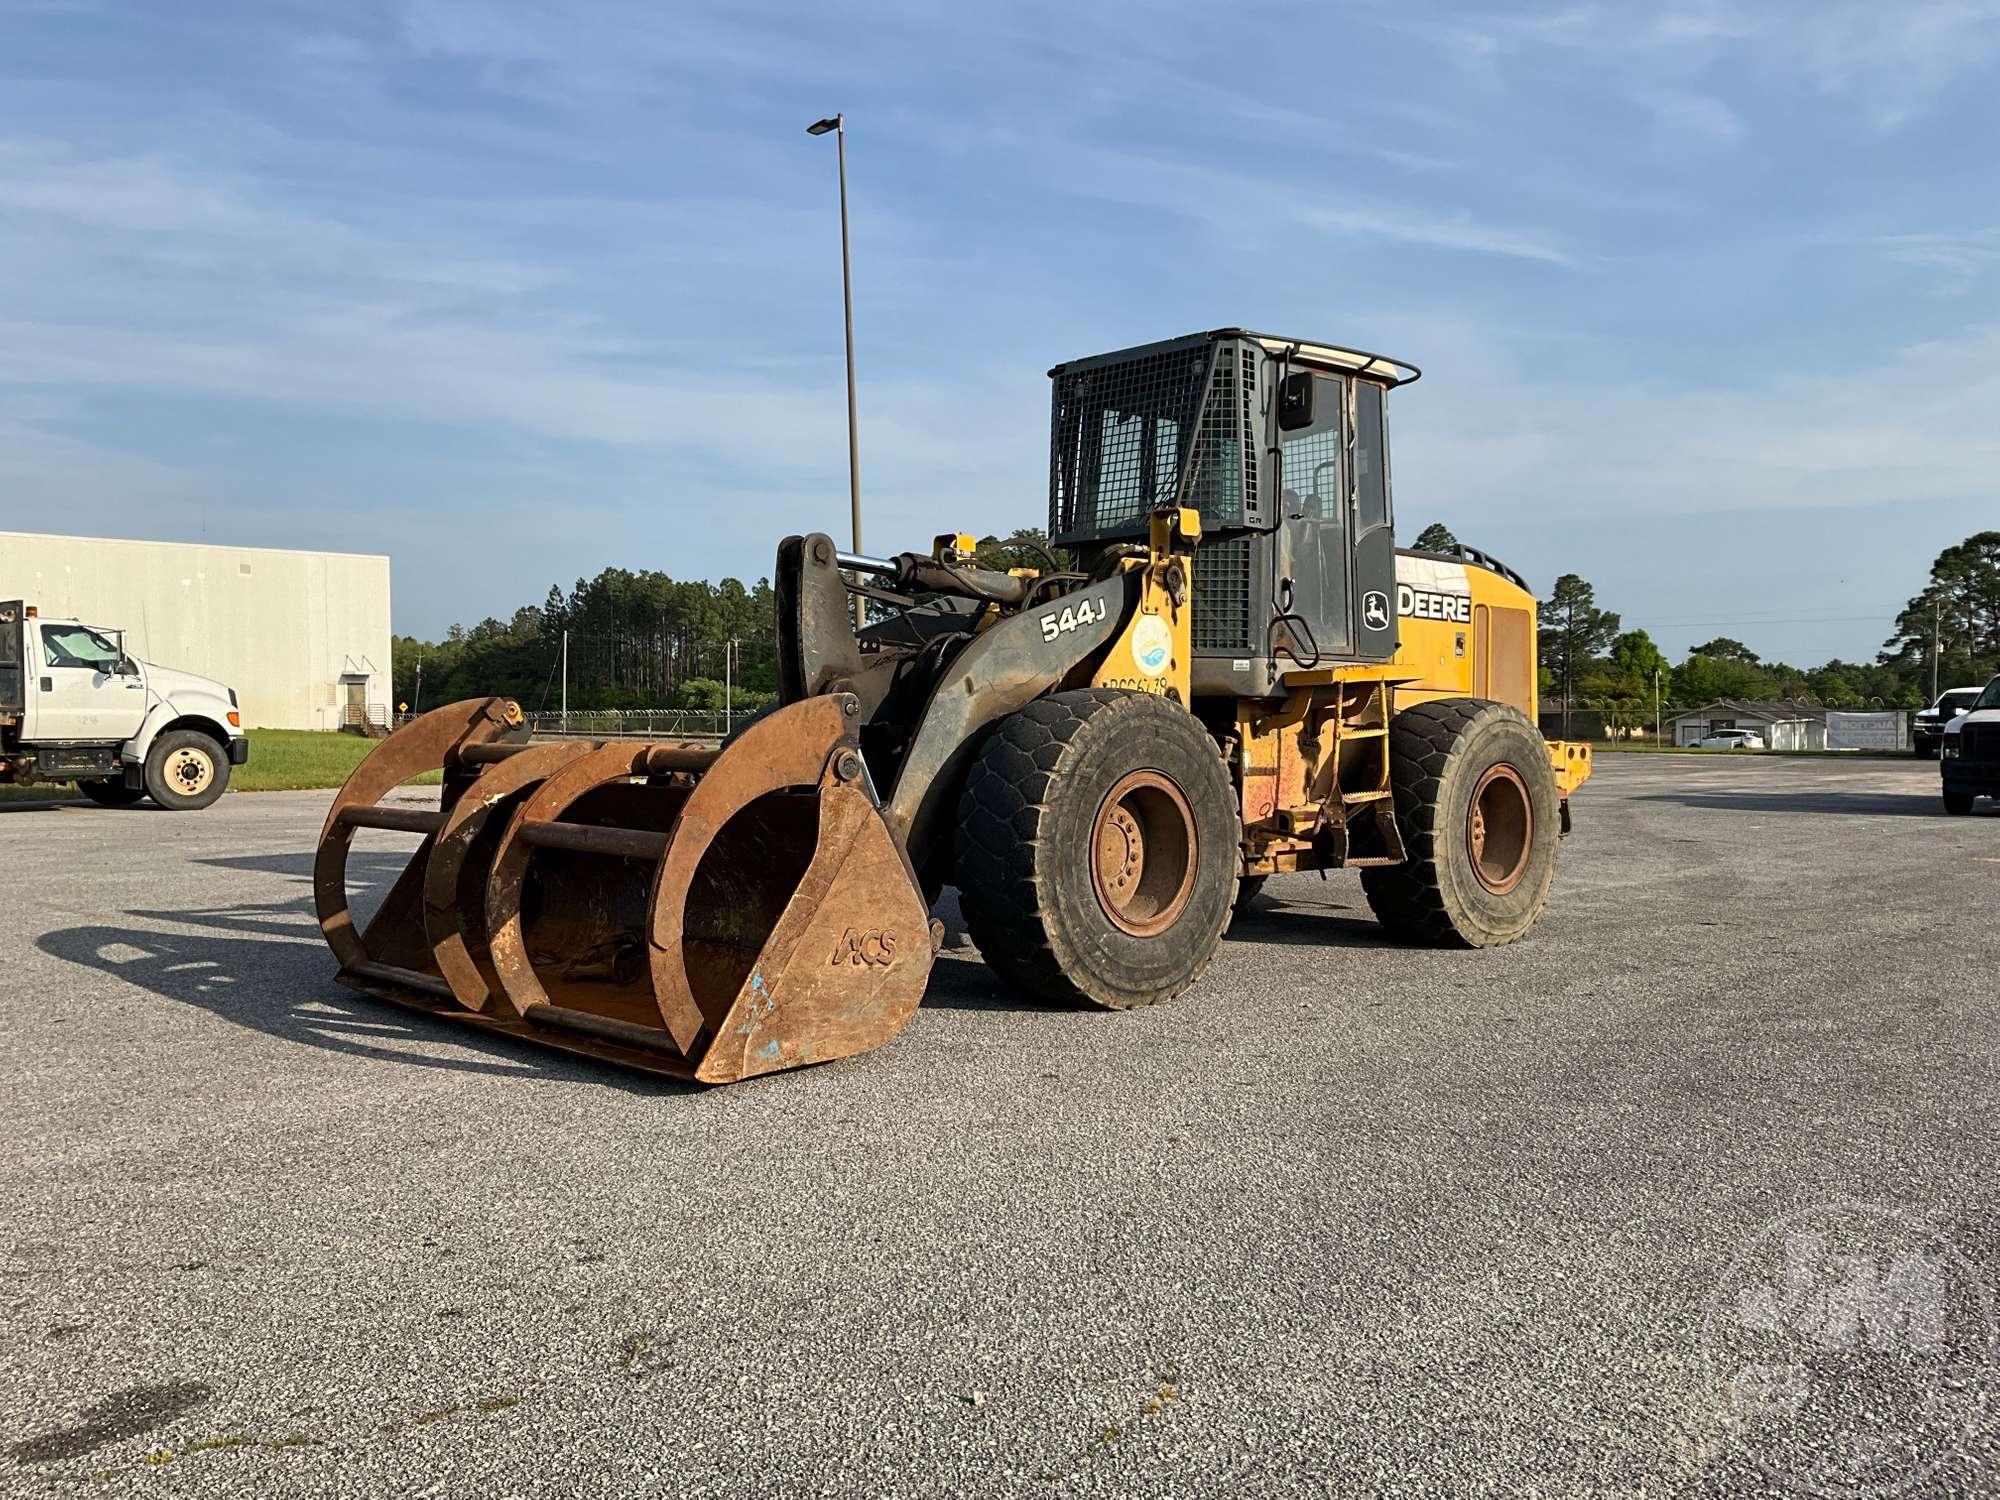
xmin=1398 ymin=584 xmax=1472 ymax=624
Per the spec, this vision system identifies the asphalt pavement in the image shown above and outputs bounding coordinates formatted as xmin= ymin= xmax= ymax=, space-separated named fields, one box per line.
xmin=2 ymin=753 xmax=1995 ymax=1497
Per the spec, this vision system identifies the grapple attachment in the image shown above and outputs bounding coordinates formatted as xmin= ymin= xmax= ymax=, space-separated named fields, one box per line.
xmin=314 ymin=695 xmax=933 ymax=1083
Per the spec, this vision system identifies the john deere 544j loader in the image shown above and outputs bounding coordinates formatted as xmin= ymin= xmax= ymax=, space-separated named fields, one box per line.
xmin=317 ymin=329 xmax=1592 ymax=1082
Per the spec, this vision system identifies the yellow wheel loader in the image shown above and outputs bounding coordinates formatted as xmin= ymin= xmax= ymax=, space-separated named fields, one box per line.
xmin=317 ymin=329 xmax=1592 ymax=1082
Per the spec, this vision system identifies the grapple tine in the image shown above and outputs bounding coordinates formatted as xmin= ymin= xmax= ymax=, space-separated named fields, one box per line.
xmin=483 ymin=740 xmax=698 ymax=1045
xmin=315 ymin=696 xmax=523 ymax=982
xmin=422 ymin=738 xmax=598 ymax=1012
xmin=645 ymin=697 xmax=932 ymax=1083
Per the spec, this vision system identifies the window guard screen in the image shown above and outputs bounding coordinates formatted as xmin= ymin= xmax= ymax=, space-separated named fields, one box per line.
xmin=1049 ymin=338 xmax=1263 ymax=543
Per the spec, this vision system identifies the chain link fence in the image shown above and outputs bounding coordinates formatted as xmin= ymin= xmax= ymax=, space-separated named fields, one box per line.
xmin=524 ymin=709 xmax=738 ymax=741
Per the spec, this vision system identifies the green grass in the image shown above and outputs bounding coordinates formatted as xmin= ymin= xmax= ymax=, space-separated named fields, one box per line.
xmin=232 ymin=728 xmax=440 ymax=791
xmin=0 ymin=729 xmax=437 ymax=800
xmin=0 ymin=783 xmax=76 ymax=803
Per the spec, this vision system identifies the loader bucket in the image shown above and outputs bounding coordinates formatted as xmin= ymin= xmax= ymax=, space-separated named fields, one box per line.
xmin=315 ymin=694 xmax=934 ymax=1084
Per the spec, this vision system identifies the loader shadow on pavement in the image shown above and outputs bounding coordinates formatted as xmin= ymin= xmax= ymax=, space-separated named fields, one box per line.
xmin=34 ymin=847 xmax=687 ymax=1092
xmin=7 ymin=1382 xmax=214 ymax=1464
xmin=34 ymin=921 xmax=667 ymax=1086
xmin=1635 ymin=787 xmax=1973 ymax=818
xmin=919 ymin=888 xmax=1398 ymax=1013
xmin=1225 ymin=895 xmax=1400 ymax=949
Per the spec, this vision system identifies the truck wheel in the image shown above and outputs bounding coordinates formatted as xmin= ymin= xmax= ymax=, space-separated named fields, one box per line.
xmin=1361 ymin=698 xmax=1560 ymax=948
xmin=1943 ymin=790 xmax=1975 ymax=815
xmin=79 ymin=778 xmax=145 ymax=807
xmin=956 ymin=689 xmax=1237 ymax=1009
xmin=144 ymin=730 xmax=230 ymax=811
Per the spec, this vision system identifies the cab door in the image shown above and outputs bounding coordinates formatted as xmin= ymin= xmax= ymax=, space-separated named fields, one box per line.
xmin=1349 ymin=378 xmax=1398 ymax=661
xmin=27 ymin=621 xmax=144 ymax=742
xmin=1275 ymin=373 xmax=1354 ymax=661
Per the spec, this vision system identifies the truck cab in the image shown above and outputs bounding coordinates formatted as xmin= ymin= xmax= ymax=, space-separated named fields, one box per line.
xmin=1940 ymin=674 xmax=2000 ymax=815
xmin=0 ymin=600 xmax=248 ymax=809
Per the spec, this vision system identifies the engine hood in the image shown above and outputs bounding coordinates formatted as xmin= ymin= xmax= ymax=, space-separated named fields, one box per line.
xmin=141 ymin=661 xmax=235 ymax=708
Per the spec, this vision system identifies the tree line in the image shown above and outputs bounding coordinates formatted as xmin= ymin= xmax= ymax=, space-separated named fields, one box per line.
xmin=1425 ymin=523 xmax=2000 ymax=729
xmin=395 ymin=522 xmax=1997 ymax=724
xmin=391 ymin=529 xmax=1059 ymax=715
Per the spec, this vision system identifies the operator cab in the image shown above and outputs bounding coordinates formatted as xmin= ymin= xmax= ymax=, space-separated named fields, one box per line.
xmin=1047 ymin=329 xmax=1418 ymax=698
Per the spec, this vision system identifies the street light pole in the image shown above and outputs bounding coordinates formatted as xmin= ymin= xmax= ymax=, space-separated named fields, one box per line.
xmin=808 ymin=113 xmax=864 ymax=630
xmin=1932 ymin=599 xmax=1941 ymax=702
xmin=724 ymin=638 xmax=738 ymax=737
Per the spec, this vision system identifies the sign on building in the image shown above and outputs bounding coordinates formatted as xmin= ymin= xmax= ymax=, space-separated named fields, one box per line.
xmin=1825 ymin=711 xmax=1906 ymax=751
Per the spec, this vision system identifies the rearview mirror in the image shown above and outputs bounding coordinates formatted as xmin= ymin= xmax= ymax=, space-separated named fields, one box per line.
xmin=1276 ymin=371 xmax=1316 ymax=431
xmin=115 ymin=657 xmax=139 ymax=677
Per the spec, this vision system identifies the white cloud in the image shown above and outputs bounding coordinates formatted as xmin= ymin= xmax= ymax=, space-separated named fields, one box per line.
xmin=1297 ymin=205 xmax=1575 ymax=267
xmin=1876 ymin=228 xmax=2000 ymax=295
xmin=0 ymin=393 xmax=193 ymax=506
xmin=1394 ymin=316 xmax=2000 ymax=523
xmin=1798 ymin=0 xmax=2000 ymax=128
xmin=1641 ymin=91 xmax=1743 ymax=141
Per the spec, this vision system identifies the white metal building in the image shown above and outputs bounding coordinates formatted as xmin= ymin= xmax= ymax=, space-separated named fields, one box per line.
xmin=0 ymin=531 xmax=390 ymax=731
xmin=1669 ymin=698 xmax=1829 ymax=751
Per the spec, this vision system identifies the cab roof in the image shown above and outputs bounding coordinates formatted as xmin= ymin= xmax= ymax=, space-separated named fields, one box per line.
xmin=1049 ymin=328 xmax=1421 ymax=388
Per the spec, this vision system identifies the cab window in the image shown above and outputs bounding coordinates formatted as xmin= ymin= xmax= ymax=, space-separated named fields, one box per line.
xmin=1354 ymin=380 xmax=1391 ymax=532
xmin=41 ymin=625 xmax=122 ymax=670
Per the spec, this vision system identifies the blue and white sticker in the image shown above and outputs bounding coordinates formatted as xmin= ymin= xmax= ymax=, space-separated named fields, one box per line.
xmin=1131 ymin=615 xmax=1173 ymax=677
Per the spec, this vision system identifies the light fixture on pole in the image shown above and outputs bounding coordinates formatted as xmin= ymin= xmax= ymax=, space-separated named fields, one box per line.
xmin=807 ymin=112 xmax=864 ymax=629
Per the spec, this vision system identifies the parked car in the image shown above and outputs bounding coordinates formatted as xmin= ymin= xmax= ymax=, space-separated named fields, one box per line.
xmin=1914 ymin=686 xmax=1984 ymax=758
xmin=1940 ymin=674 xmax=2000 ymax=815
xmin=1695 ymin=729 xmax=1765 ymax=750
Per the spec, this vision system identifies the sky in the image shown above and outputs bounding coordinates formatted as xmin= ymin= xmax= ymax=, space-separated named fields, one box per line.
xmin=3 ymin=0 xmax=1999 ymax=663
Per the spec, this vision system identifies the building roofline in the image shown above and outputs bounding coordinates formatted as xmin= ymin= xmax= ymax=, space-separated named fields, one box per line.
xmin=1667 ymin=697 xmax=1830 ymax=722
xmin=0 ymin=529 xmax=390 ymax=564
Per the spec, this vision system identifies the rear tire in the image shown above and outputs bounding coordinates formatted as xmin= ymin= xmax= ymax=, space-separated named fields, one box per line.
xmin=144 ymin=730 xmax=229 ymax=811
xmin=1943 ymin=790 xmax=1975 ymax=815
xmin=1361 ymin=698 xmax=1560 ymax=947
xmin=956 ymin=689 xmax=1237 ymax=1009
xmin=79 ymin=778 xmax=146 ymax=807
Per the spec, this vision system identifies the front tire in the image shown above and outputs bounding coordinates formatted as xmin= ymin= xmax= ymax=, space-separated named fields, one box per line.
xmin=1943 ymin=789 xmax=1975 ymax=815
xmin=78 ymin=778 xmax=146 ymax=808
xmin=1361 ymin=698 xmax=1561 ymax=947
xmin=144 ymin=730 xmax=229 ymax=811
xmin=955 ymin=690 xmax=1238 ymax=1009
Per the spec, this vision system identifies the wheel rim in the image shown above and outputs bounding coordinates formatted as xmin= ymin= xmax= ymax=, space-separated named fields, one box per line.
xmin=1090 ymin=770 xmax=1197 ymax=937
xmin=167 ymin=746 xmax=214 ymax=797
xmin=1467 ymin=764 xmax=1532 ymax=895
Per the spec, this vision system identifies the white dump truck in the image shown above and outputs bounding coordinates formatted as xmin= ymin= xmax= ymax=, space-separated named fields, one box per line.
xmin=0 ymin=599 xmax=248 ymax=809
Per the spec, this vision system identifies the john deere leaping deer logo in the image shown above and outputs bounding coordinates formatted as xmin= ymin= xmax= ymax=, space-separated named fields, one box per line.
xmin=831 ymin=928 xmax=900 ymax=967
xmin=1362 ymin=591 xmax=1391 ymax=631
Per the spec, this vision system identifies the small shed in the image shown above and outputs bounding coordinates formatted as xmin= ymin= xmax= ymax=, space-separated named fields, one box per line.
xmin=1670 ymin=699 xmax=1828 ymax=751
